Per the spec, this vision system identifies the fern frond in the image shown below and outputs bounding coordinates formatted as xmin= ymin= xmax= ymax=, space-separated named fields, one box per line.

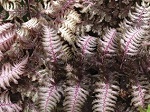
xmin=2 ymin=0 xmax=24 ymax=20
xmin=0 ymin=50 xmax=3 ymax=61
xmin=59 ymin=25 xmax=76 ymax=45
xmin=100 ymin=28 xmax=118 ymax=56
xmin=66 ymin=10 xmax=81 ymax=24
xmin=0 ymin=91 xmax=22 ymax=112
xmin=61 ymin=44 xmax=73 ymax=61
xmin=92 ymin=79 xmax=119 ymax=112
xmin=121 ymin=27 xmax=145 ymax=56
xmin=42 ymin=25 xmax=63 ymax=62
xmin=63 ymin=83 xmax=88 ymax=112
xmin=76 ymin=35 xmax=97 ymax=56
xmin=131 ymin=75 xmax=150 ymax=108
xmin=121 ymin=1 xmax=150 ymax=29
xmin=22 ymin=18 xmax=40 ymax=30
xmin=0 ymin=23 xmax=14 ymax=34
xmin=0 ymin=56 xmax=28 ymax=89
xmin=38 ymin=78 xmax=62 ymax=112
xmin=0 ymin=23 xmax=16 ymax=51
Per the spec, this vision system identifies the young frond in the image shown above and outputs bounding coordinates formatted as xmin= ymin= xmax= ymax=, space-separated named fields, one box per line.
xmin=100 ymin=28 xmax=118 ymax=56
xmin=0 ymin=91 xmax=22 ymax=112
xmin=63 ymin=83 xmax=88 ymax=112
xmin=76 ymin=35 xmax=97 ymax=56
xmin=0 ymin=56 xmax=28 ymax=89
xmin=38 ymin=78 xmax=62 ymax=112
xmin=92 ymin=80 xmax=119 ymax=112
xmin=121 ymin=27 xmax=145 ymax=56
xmin=42 ymin=25 xmax=63 ymax=62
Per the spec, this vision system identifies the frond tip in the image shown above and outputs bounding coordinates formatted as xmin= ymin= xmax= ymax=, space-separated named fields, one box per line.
xmin=0 ymin=56 xmax=28 ymax=89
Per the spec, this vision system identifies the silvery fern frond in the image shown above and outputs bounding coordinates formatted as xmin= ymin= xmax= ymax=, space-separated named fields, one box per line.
xmin=63 ymin=83 xmax=88 ymax=112
xmin=22 ymin=18 xmax=40 ymax=30
xmin=121 ymin=27 xmax=145 ymax=56
xmin=0 ymin=91 xmax=22 ymax=112
xmin=131 ymin=75 xmax=150 ymax=108
xmin=99 ymin=28 xmax=118 ymax=57
xmin=120 ymin=1 xmax=150 ymax=30
xmin=38 ymin=78 xmax=62 ymax=112
xmin=92 ymin=78 xmax=119 ymax=112
xmin=0 ymin=23 xmax=16 ymax=52
xmin=42 ymin=25 xmax=62 ymax=62
xmin=0 ymin=56 xmax=28 ymax=89
xmin=76 ymin=35 xmax=97 ymax=57
xmin=128 ymin=1 xmax=150 ymax=27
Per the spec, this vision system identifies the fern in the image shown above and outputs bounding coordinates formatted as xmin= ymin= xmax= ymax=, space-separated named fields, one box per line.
xmin=131 ymin=75 xmax=150 ymax=109
xmin=63 ymin=82 xmax=88 ymax=112
xmin=38 ymin=78 xmax=62 ymax=112
xmin=92 ymin=76 xmax=119 ymax=112
xmin=76 ymin=35 xmax=97 ymax=57
xmin=0 ymin=23 xmax=16 ymax=52
xmin=100 ymin=28 xmax=118 ymax=57
xmin=121 ymin=27 xmax=145 ymax=57
xmin=0 ymin=91 xmax=22 ymax=112
xmin=42 ymin=25 xmax=62 ymax=62
xmin=0 ymin=56 xmax=28 ymax=89
xmin=22 ymin=18 xmax=40 ymax=30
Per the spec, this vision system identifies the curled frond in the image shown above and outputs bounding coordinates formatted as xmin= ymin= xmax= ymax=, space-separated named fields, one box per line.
xmin=76 ymin=35 xmax=97 ymax=56
xmin=63 ymin=83 xmax=88 ymax=112
xmin=0 ymin=91 xmax=22 ymax=112
xmin=42 ymin=25 xmax=62 ymax=62
xmin=38 ymin=78 xmax=62 ymax=112
xmin=100 ymin=28 xmax=118 ymax=56
xmin=0 ymin=56 xmax=28 ymax=89
xmin=92 ymin=79 xmax=119 ymax=112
